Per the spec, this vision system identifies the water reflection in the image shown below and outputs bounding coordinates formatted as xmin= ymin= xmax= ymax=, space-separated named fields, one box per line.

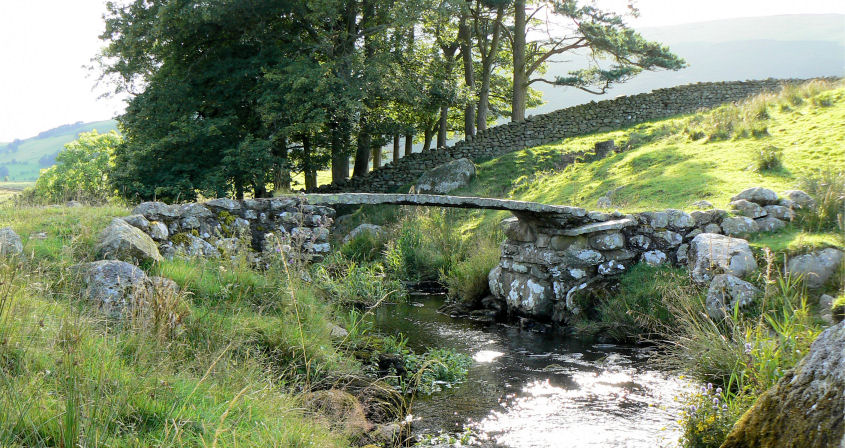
xmin=368 ymin=294 xmax=688 ymax=447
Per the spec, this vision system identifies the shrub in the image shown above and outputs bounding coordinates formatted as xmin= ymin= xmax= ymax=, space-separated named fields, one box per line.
xmin=796 ymin=168 xmax=845 ymax=232
xmin=404 ymin=348 xmax=472 ymax=395
xmin=32 ymin=130 xmax=122 ymax=204
xmin=383 ymin=208 xmax=461 ymax=283
xmin=755 ymin=145 xmax=782 ymax=172
xmin=442 ymin=235 xmax=500 ymax=306
xmin=340 ymin=229 xmax=387 ymax=263
xmin=313 ymin=254 xmax=406 ymax=307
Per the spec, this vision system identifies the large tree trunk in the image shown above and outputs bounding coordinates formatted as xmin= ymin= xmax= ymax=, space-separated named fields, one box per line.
xmin=353 ymin=0 xmax=376 ymax=177
xmin=303 ymin=135 xmax=317 ymax=191
xmin=330 ymin=123 xmax=349 ymax=182
xmin=353 ymin=125 xmax=371 ymax=177
xmin=372 ymin=143 xmax=382 ymax=168
xmin=459 ymin=2 xmax=475 ymax=139
xmin=437 ymin=104 xmax=449 ymax=148
xmin=477 ymin=4 xmax=503 ymax=131
xmin=422 ymin=125 xmax=434 ymax=152
xmin=512 ymin=0 xmax=527 ymax=122
xmin=404 ymin=133 xmax=413 ymax=156
xmin=272 ymin=136 xmax=290 ymax=193
xmin=393 ymin=134 xmax=400 ymax=162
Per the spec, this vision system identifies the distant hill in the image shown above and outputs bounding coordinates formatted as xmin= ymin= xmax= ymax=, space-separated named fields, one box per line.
xmin=0 ymin=120 xmax=118 ymax=181
xmin=531 ymin=14 xmax=845 ymax=115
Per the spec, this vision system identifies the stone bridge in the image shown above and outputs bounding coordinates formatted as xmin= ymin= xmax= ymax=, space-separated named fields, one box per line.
xmin=123 ymin=190 xmax=789 ymax=324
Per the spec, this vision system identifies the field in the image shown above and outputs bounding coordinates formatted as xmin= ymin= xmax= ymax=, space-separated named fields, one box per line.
xmin=0 ymin=181 xmax=32 ymax=203
xmin=0 ymin=121 xmax=117 ymax=181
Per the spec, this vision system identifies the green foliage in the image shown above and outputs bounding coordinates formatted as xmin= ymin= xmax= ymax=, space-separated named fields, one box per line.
xmin=576 ymin=264 xmax=697 ymax=342
xmin=313 ymin=253 xmax=406 ymax=307
xmin=442 ymin=236 xmax=501 ymax=306
xmin=796 ymin=168 xmax=845 ymax=232
xmin=403 ymin=348 xmax=472 ymax=396
xmin=678 ymin=384 xmax=749 ymax=448
xmin=383 ymin=208 xmax=461 ymax=283
xmin=340 ymin=230 xmax=388 ymax=263
xmin=661 ymin=269 xmax=824 ymax=448
xmin=684 ymin=96 xmax=771 ymax=142
xmin=31 ymin=131 xmax=122 ymax=204
xmin=755 ymin=145 xmax=783 ymax=172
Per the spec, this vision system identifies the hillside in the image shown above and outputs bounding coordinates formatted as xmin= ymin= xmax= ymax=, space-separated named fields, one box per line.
xmin=0 ymin=120 xmax=118 ymax=181
xmin=533 ymin=14 xmax=845 ymax=115
xmin=364 ymin=80 xmax=845 ymax=253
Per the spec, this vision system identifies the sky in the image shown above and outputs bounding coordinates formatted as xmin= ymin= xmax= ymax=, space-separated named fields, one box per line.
xmin=1 ymin=0 xmax=844 ymax=142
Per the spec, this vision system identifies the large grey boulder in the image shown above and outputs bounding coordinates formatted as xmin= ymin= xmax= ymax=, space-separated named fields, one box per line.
xmin=342 ymin=224 xmax=386 ymax=245
xmin=0 ymin=227 xmax=23 ymax=257
xmin=74 ymin=260 xmax=148 ymax=315
xmin=705 ymin=274 xmax=760 ymax=320
xmin=763 ymin=204 xmax=794 ymax=221
xmin=688 ymin=233 xmax=757 ymax=284
xmin=731 ymin=186 xmax=779 ymax=205
xmin=415 ymin=158 xmax=476 ymax=194
xmin=721 ymin=321 xmax=845 ymax=448
xmin=780 ymin=189 xmax=816 ymax=210
xmin=96 ymin=218 xmax=162 ymax=264
xmin=786 ymin=248 xmax=844 ymax=289
xmin=178 ymin=234 xmax=220 ymax=258
xmin=132 ymin=201 xmax=180 ymax=221
xmin=488 ymin=265 xmax=553 ymax=318
xmin=720 ymin=216 xmax=760 ymax=236
xmin=730 ymin=199 xmax=767 ymax=218
xmin=755 ymin=216 xmax=786 ymax=233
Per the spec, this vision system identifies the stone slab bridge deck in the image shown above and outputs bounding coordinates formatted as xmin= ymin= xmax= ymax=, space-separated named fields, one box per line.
xmin=304 ymin=193 xmax=593 ymax=227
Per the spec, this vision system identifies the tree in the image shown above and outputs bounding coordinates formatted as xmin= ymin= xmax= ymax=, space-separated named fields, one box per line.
xmin=510 ymin=1 xmax=685 ymax=122
xmin=34 ymin=131 xmax=122 ymax=203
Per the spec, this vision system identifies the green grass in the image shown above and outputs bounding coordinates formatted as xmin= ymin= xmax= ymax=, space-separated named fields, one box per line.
xmin=0 ymin=182 xmax=33 ymax=203
xmin=0 ymin=121 xmax=117 ymax=181
xmin=0 ymin=204 xmax=360 ymax=446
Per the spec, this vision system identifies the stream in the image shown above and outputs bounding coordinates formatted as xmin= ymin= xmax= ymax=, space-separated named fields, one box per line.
xmin=368 ymin=292 xmax=690 ymax=447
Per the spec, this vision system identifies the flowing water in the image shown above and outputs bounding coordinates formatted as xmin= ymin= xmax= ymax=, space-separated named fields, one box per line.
xmin=368 ymin=293 xmax=690 ymax=447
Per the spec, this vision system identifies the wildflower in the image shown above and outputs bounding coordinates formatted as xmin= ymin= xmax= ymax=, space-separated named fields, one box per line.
xmin=722 ymin=404 xmax=728 ymax=411
xmin=744 ymin=342 xmax=753 ymax=354
xmin=712 ymin=397 xmax=719 ymax=405
xmin=716 ymin=387 xmax=722 ymax=394
xmin=707 ymin=383 xmax=713 ymax=390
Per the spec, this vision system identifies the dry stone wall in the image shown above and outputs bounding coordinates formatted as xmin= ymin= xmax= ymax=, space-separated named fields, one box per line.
xmin=317 ymin=79 xmax=810 ymax=193
xmin=123 ymin=196 xmax=335 ymax=261
xmin=487 ymin=186 xmax=817 ymax=324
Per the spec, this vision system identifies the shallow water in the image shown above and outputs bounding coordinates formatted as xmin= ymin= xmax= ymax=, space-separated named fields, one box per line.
xmin=368 ymin=293 xmax=689 ymax=447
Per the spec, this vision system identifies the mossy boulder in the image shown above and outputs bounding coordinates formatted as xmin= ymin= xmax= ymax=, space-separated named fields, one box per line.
xmin=96 ymin=218 xmax=162 ymax=264
xmin=721 ymin=321 xmax=845 ymax=448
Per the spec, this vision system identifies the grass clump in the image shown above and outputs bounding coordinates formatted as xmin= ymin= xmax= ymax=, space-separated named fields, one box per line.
xmin=795 ymin=168 xmax=845 ymax=232
xmin=755 ymin=145 xmax=783 ymax=172
xmin=313 ymin=252 xmax=406 ymax=307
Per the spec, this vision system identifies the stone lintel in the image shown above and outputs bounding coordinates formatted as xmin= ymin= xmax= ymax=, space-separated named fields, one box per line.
xmin=559 ymin=218 xmax=637 ymax=236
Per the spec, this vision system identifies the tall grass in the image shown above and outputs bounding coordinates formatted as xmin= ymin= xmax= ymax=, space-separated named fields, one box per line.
xmin=796 ymin=168 xmax=845 ymax=232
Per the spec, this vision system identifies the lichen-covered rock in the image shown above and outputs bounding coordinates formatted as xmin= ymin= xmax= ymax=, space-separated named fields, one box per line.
xmin=677 ymin=244 xmax=689 ymax=264
xmin=731 ymin=186 xmax=779 ymax=205
xmin=721 ymin=216 xmax=760 ymax=236
xmin=96 ymin=218 xmax=162 ymax=263
xmin=666 ymin=209 xmax=695 ymax=229
xmin=654 ymin=230 xmax=683 ymax=247
xmin=149 ymin=222 xmax=169 ymax=241
xmin=179 ymin=234 xmax=220 ymax=258
xmin=204 ymin=198 xmax=242 ymax=213
xmin=415 ymin=158 xmax=476 ymax=194
xmin=629 ymin=235 xmax=651 ymax=250
xmin=763 ymin=204 xmax=795 ymax=221
xmin=488 ymin=265 xmax=553 ymax=318
xmin=721 ymin=321 xmax=845 ymax=448
xmin=342 ymin=224 xmax=386 ymax=245
xmin=730 ymin=199 xmax=767 ymax=218
xmin=786 ymin=248 xmax=844 ymax=289
xmin=122 ymin=214 xmax=150 ymax=232
xmin=688 ymin=233 xmax=757 ymax=284
xmin=596 ymin=196 xmax=612 ymax=209
xmin=640 ymin=211 xmax=669 ymax=229
xmin=132 ymin=201 xmax=180 ymax=221
xmin=755 ymin=216 xmax=786 ymax=233
xmin=780 ymin=189 xmax=816 ymax=210
xmin=597 ymin=260 xmax=626 ymax=276
xmin=641 ymin=250 xmax=667 ymax=266
xmin=690 ymin=209 xmax=727 ymax=225
xmin=0 ymin=227 xmax=23 ymax=257
xmin=74 ymin=260 xmax=148 ymax=315
xmin=589 ymin=232 xmax=624 ymax=250
xmin=705 ymin=274 xmax=760 ymax=320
